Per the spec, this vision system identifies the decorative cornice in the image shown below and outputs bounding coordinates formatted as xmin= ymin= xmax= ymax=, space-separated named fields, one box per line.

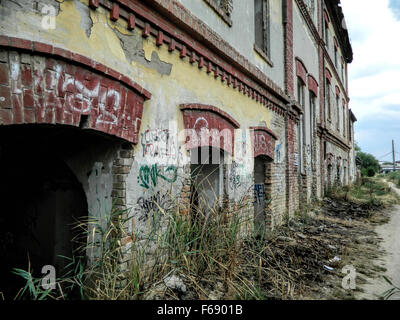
xmin=132 ymin=0 xmax=289 ymax=111
xmin=318 ymin=125 xmax=351 ymax=152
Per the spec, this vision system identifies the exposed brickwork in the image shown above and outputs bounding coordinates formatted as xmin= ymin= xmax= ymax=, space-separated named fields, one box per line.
xmin=325 ymin=68 xmax=332 ymax=82
xmin=295 ymin=58 xmax=307 ymax=85
xmin=0 ymin=46 xmax=147 ymax=143
xmin=178 ymin=165 xmax=192 ymax=216
xmin=250 ymin=127 xmax=277 ymax=160
xmin=0 ymin=37 xmax=151 ymax=99
xmin=307 ymin=75 xmax=319 ymax=97
xmin=284 ymin=0 xmax=294 ymax=98
xmin=180 ymin=104 xmax=240 ymax=128
xmin=180 ymin=104 xmax=240 ymax=155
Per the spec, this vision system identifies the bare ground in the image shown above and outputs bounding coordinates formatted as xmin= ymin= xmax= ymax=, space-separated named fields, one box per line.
xmin=356 ymin=182 xmax=400 ymax=300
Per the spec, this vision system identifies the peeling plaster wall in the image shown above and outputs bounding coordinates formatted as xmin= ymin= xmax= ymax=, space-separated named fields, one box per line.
xmin=63 ymin=140 xmax=120 ymax=221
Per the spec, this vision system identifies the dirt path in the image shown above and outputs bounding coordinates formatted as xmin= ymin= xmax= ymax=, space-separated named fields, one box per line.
xmin=357 ymin=181 xmax=400 ymax=300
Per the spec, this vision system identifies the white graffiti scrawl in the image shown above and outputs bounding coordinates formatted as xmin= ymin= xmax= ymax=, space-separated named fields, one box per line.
xmin=1 ymin=52 xmax=145 ymax=143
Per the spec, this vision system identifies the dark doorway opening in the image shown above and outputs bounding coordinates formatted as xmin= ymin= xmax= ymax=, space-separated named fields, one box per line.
xmin=0 ymin=124 xmax=116 ymax=299
xmin=190 ymin=147 xmax=224 ymax=217
xmin=254 ymin=155 xmax=272 ymax=236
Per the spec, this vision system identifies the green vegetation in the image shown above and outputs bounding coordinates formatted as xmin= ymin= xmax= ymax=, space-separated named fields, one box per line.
xmin=7 ymin=177 xmax=399 ymax=301
xmin=329 ymin=177 xmax=400 ymax=208
xmin=383 ymin=276 xmax=400 ymax=300
xmin=9 ymin=192 xmax=289 ymax=300
xmin=386 ymin=171 xmax=400 ymax=188
xmin=356 ymin=144 xmax=381 ymax=177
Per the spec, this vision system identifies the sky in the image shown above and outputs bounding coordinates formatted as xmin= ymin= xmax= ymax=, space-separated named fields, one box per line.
xmin=341 ymin=0 xmax=400 ymax=163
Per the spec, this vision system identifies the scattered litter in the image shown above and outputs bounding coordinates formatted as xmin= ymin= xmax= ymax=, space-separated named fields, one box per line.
xmin=329 ymin=256 xmax=341 ymax=263
xmin=164 ymin=275 xmax=187 ymax=293
xmin=323 ymin=265 xmax=334 ymax=272
xmin=277 ymin=236 xmax=297 ymax=244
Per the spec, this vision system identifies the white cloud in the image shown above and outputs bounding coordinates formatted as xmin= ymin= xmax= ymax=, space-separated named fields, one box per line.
xmin=341 ymin=0 xmax=400 ymax=157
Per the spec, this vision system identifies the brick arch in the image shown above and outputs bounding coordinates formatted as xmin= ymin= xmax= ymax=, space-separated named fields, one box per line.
xmin=250 ymin=126 xmax=278 ymax=160
xmin=180 ymin=104 xmax=240 ymax=154
xmin=308 ymin=75 xmax=319 ymax=97
xmin=324 ymin=9 xmax=330 ymax=25
xmin=325 ymin=68 xmax=333 ymax=83
xmin=335 ymin=85 xmax=341 ymax=96
xmin=0 ymin=37 xmax=151 ymax=143
xmin=295 ymin=58 xmax=308 ymax=85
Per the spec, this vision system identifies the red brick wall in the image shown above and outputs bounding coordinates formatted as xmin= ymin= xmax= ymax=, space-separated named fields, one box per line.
xmin=180 ymin=104 xmax=240 ymax=154
xmin=286 ymin=116 xmax=296 ymax=215
xmin=284 ymin=0 xmax=294 ymax=97
xmin=0 ymin=47 xmax=147 ymax=143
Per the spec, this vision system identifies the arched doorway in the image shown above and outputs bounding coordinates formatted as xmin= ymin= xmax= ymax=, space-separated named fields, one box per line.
xmin=0 ymin=124 xmax=122 ymax=299
xmin=251 ymin=126 xmax=277 ymax=235
xmin=254 ymin=155 xmax=273 ymax=236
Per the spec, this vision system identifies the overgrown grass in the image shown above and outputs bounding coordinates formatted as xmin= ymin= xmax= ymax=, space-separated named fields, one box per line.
xmin=328 ymin=177 xmax=400 ymax=207
xmin=10 ymin=175 xmax=276 ymax=300
xmin=9 ymin=182 xmax=321 ymax=300
xmin=385 ymin=171 xmax=400 ymax=188
xmin=11 ymin=174 xmax=399 ymax=300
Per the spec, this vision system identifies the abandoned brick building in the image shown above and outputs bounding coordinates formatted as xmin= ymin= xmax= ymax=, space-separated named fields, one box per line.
xmin=0 ymin=0 xmax=356 ymax=290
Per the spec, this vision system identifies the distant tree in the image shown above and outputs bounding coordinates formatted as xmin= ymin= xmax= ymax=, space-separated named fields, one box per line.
xmin=356 ymin=145 xmax=381 ymax=177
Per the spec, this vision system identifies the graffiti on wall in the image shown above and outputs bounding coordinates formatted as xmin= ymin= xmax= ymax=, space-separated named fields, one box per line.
xmin=275 ymin=143 xmax=282 ymax=163
xmin=294 ymin=152 xmax=299 ymax=167
xmin=229 ymin=162 xmax=242 ymax=190
xmin=137 ymin=164 xmax=178 ymax=189
xmin=0 ymin=52 xmax=144 ymax=143
xmin=141 ymin=128 xmax=177 ymax=158
xmin=253 ymin=130 xmax=275 ymax=159
xmin=137 ymin=191 xmax=172 ymax=218
xmin=181 ymin=109 xmax=237 ymax=155
xmin=254 ymin=184 xmax=265 ymax=205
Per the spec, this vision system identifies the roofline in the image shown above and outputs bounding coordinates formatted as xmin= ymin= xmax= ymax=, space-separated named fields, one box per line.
xmin=350 ymin=109 xmax=357 ymax=122
xmin=325 ymin=0 xmax=353 ymax=63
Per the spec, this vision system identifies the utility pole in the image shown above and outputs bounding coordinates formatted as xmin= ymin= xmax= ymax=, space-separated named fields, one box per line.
xmin=393 ymin=140 xmax=396 ymax=172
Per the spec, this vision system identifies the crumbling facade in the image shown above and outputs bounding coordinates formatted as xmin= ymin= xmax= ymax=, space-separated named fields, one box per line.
xmin=0 ymin=0 xmax=356 ymax=281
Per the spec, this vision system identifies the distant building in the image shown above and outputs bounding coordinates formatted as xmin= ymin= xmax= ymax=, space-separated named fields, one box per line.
xmin=380 ymin=165 xmax=400 ymax=174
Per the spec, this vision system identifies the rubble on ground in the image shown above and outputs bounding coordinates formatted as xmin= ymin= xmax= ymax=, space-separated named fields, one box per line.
xmin=142 ymin=194 xmax=388 ymax=300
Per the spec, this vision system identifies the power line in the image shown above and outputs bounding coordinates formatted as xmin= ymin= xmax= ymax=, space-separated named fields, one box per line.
xmin=378 ymin=151 xmax=393 ymax=160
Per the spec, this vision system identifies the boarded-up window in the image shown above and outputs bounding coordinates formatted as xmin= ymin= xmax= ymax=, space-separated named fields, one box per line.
xmin=254 ymin=0 xmax=270 ymax=56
